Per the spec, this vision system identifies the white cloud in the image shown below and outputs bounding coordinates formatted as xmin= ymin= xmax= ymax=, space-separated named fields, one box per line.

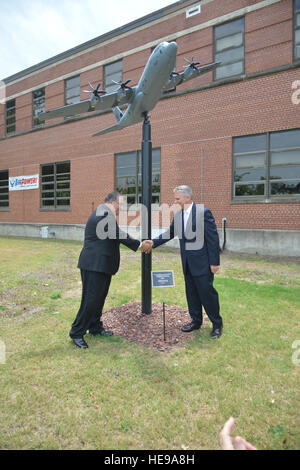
xmin=0 ymin=0 xmax=177 ymax=79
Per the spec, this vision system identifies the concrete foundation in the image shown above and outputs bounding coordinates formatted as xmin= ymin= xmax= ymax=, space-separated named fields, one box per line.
xmin=0 ymin=222 xmax=299 ymax=257
xmin=221 ymin=228 xmax=300 ymax=258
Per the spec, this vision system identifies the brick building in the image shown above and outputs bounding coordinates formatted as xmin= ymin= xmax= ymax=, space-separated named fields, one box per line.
xmin=0 ymin=0 xmax=299 ymax=255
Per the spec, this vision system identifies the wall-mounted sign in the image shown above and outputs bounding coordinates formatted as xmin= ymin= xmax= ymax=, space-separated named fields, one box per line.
xmin=9 ymin=174 xmax=39 ymax=191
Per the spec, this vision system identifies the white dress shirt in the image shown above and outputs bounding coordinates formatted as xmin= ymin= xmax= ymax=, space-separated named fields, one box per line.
xmin=183 ymin=202 xmax=193 ymax=231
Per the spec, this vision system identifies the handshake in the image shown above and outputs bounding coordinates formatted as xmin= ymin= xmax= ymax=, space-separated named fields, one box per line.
xmin=140 ymin=240 xmax=154 ymax=254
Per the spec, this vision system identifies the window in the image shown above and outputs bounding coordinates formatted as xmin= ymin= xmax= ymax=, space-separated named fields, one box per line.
xmin=104 ymin=60 xmax=122 ymax=94
xmin=6 ymin=99 xmax=16 ymax=135
xmin=186 ymin=4 xmax=201 ymax=18
xmin=214 ymin=17 xmax=244 ymax=80
xmin=115 ymin=149 xmax=161 ymax=205
xmin=65 ymin=76 xmax=80 ymax=105
xmin=0 ymin=170 xmax=9 ymax=208
xmin=295 ymin=0 xmax=300 ymax=60
xmin=233 ymin=129 xmax=300 ymax=199
xmin=33 ymin=88 xmax=45 ymax=127
xmin=41 ymin=161 xmax=70 ymax=209
xmin=270 ymin=130 xmax=300 ymax=196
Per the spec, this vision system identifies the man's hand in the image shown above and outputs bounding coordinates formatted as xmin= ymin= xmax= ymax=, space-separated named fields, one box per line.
xmin=220 ymin=417 xmax=257 ymax=450
xmin=141 ymin=240 xmax=153 ymax=254
xmin=210 ymin=265 xmax=220 ymax=274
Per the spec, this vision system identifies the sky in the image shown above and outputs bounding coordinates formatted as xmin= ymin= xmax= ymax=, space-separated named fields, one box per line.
xmin=0 ymin=0 xmax=178 ymax=80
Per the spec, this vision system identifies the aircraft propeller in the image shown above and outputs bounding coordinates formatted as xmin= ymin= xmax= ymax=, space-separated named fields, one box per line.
xmin=82 ymin=82 xmax=106 ymax=103
xmin=183 ymin=57 xmax=201 ymax=70
xmin=112 ymin=79 xmax=132 ymax=91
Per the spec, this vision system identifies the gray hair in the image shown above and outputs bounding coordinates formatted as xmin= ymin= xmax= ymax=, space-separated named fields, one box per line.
xmin=104 ymin=191 xmax=120 ymax=203
xmin=173 ymin=185 xmax=193 ymax=199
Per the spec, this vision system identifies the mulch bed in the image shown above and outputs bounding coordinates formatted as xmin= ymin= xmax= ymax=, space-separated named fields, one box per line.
xmin=102 ymin=302 xmax=208 ymax=352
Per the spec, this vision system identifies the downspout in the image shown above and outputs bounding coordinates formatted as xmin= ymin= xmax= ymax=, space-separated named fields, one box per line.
xmin=222 ymin=217 xmax=227 ymax=251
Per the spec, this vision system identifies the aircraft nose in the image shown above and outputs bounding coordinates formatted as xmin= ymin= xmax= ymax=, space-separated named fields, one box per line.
xmin=167 ymin=41 xmax=178 ymax=57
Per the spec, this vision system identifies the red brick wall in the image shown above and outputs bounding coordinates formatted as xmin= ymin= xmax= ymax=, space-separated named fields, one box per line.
xmin=246 ymin=0 xmax=293 ymax=73
xmin=0 ymin=103 xmax=5 ymax=137
xmin=0 ymin=0 xmax=299 ymax=231
xmin=16 ymin=93 xmax=32 ymax=133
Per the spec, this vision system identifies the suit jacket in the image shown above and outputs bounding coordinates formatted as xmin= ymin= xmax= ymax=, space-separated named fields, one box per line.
xmin=153 ymin=203 xmax=220 ymax=276
xmin=78 ymin=204 xmax=140 ymax=274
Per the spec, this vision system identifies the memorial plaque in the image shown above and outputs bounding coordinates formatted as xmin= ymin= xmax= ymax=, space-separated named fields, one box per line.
xmin=151 ymin=271 xmax=175 ymax=288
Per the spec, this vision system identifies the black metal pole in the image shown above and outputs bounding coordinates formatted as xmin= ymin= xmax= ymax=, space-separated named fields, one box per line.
xmin=141 ymin=112 xmax=152 ymax=314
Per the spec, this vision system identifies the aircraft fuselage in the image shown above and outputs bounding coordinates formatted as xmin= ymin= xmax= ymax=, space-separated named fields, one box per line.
xmin=114 ymin=41 xmax=178 ymax=129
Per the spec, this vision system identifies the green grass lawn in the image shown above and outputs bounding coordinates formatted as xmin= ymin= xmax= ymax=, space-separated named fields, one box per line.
xmin=0 ymin=236 xmax=299 ymax=450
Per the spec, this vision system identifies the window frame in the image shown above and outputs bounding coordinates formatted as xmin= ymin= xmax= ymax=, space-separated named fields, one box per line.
xmin=32 ymin=87 xmax=45 ymax=127
xmin=5 ymin=99 xmax=16 ymax=136
xmin=232 ymin=129 xmax=300 ymax=201
xmin=104 ymin=60 xmax=123 ymax=94
xmin=40 ymin=161 xmax=71 ymax=210
xmin=65 ymin=75 xmax=80 ymax=106
xmin=294 ymin=0 xmax=300 ymax=61
xmin=115 ymin=149 xmax=161 ymax=207
xmin=214 ymin=17 xmax=245 ymax=81
xmin=0 ymin=170 xmax=9 ymax=210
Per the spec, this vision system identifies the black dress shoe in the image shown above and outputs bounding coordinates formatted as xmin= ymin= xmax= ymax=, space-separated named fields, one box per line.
xmin=72 ymin=337 xmax=88 ymax=348
xmin=181 ymin=322 xmax=201 ymax=333
xmin=210 ymin=327 xmax=223 ymax=339
xmin=89 ymin=328 xmax=113 ymax=337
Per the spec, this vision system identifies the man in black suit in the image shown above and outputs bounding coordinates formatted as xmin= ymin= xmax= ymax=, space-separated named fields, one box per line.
xmin=142 ymin=185 xmax=223 ymax=339
xmin=70 ymin=192 xmax=140 ymax=348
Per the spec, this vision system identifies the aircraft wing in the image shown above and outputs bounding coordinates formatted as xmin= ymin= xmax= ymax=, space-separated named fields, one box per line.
xmin=163 ymin=61 xmax=220 ymax=92
xmin=39 ymin=100 xmax=92 ymax=120
xmin=38 ymin=88 xmax=132 ymax=121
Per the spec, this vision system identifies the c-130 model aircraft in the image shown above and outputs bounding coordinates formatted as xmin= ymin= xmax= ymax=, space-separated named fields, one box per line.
xmin=39 ymin=41 xmax=220 ymax=136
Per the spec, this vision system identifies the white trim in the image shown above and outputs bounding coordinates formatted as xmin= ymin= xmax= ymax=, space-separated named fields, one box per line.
xmin=186 ymin=4 xmax=201 ymax=18
xmin=4 ymin=0 xmax=281 ymax=101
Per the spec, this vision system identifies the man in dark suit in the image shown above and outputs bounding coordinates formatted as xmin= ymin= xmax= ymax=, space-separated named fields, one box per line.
xmin=142 ymin=185 xmax=223 ymax=339
xmin=69 ymin=192 xmax=140 ymax=348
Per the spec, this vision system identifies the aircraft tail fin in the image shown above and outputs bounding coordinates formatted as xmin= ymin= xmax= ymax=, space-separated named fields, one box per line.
xmin=113 ymin=106 xmax=123 ymax=122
